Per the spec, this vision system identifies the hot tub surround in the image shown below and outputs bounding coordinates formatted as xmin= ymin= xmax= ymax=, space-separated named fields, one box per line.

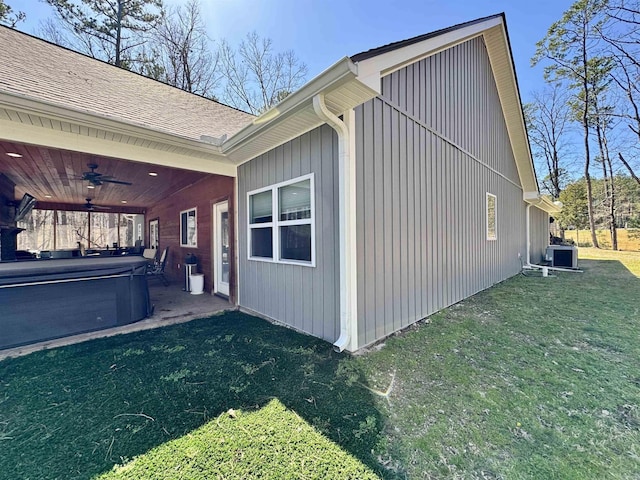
xmin=0 ymin=256 xmax=152 ymax=349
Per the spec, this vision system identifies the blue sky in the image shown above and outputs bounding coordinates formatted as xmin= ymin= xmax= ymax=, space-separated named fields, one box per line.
xmin=16 ymin=0 xmax=573 ymax=104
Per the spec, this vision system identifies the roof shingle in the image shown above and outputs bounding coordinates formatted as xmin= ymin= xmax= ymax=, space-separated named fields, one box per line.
xmin=0 ymin=26 xmax=254 ymax=141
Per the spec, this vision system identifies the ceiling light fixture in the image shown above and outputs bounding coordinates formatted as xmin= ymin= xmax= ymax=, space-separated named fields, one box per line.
xmin=87 ymin=184 xmax=95 ymax=189
xmin=148 ymin=172 xmax=158 ymax=176
xmin=44 ymin=194 xmax=52 ymax=198
xmin=121 ymin=200 xmax=127 ymax=204
xmin=6 ymin=152 xmax=22 ymax=158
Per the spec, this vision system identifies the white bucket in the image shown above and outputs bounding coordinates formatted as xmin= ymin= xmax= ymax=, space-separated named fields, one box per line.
xmin=189 ymin=273 xmax=204 ymax=295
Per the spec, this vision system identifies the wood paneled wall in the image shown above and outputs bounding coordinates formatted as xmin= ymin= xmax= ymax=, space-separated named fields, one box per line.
xmin=145 ymin=174 xmax=235 ymax=300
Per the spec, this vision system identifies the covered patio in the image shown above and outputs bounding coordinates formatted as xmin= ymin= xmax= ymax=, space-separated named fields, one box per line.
xmin=0 ymin=27 xmax=256 ymax=351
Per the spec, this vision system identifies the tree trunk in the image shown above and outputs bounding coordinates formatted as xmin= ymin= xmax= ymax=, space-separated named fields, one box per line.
xmin=595 ymin=118 xmax=617 ymax=250
xmin=583 ymin=118 xmax=598 ymax=248
xmin=115 ymin=0 xmax=123 ymax=67
xmin=581 ymin=25 xmax=598 ymax=249
xmin=607 ymin=158 xmax=618 ymax=250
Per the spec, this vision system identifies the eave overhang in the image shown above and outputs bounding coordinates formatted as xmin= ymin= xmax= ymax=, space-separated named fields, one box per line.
xmin=524 ymin=192 xmax=562 ymax=213
xmin=0 ymin=91 xmax=236 ymax=176
xmin=222 ymin=57 xmax=378 ymax=165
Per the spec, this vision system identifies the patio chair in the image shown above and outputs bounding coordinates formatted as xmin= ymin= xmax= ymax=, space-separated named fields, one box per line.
xmin=142 ymin=248 xmax=156 ymax=263
xmin=147 ymin=246 xmax=169 ymax=286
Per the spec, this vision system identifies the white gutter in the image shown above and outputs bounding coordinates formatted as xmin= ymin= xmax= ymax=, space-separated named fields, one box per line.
xmin=312 ymin=93 xmax=358 ymax=352
xmin=222 ymin=57 xmax=359 ymax=157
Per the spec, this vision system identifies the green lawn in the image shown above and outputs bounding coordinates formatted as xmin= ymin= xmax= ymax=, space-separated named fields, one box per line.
xmin=1 ymin=250 xmax=639 ymax=479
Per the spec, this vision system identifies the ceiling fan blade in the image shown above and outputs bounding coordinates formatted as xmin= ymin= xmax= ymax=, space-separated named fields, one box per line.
xmin=100 ymin=178 xmax=132 ymax=185
xmin=78 ymin=165 xmax=132 ymax=186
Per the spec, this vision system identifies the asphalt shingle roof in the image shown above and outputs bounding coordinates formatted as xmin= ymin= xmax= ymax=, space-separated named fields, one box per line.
xmin=0 ymin=26 xmax=254 ymax=141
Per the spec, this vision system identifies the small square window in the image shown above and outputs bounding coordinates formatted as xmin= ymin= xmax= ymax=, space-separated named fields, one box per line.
xmin=279 ymin=179 xmax=311 ymax=221
xmin=280 ymin=224 xmax=311 ymax=262
xmin=250 ymin=190 xmax=273 ymax=224
xmin=251 ymin=227 xmax=273 ymax=258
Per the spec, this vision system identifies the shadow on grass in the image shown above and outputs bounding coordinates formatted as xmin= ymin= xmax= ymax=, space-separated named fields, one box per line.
xmin=0 ymin=312 xmax=399 ymax=479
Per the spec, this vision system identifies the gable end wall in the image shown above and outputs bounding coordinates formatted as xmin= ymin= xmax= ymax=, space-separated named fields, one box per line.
xmin=355 ymin=36 xmax=528 ymax=347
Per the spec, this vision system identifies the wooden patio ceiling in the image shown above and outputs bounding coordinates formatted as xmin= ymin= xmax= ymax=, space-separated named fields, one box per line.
xmin=0 ymin=140 xmax=218 ymax=211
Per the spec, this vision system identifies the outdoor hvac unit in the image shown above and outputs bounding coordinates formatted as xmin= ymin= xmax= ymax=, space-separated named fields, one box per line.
xmin=545 ymin=245 xmax=578 ymax=269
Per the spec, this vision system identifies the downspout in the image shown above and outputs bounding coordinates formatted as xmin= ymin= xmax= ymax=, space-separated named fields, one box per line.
xmin=312 ymin=94 xmax=357 ymax=352
xmin=526 ymin=203 xmax=532 ymax=266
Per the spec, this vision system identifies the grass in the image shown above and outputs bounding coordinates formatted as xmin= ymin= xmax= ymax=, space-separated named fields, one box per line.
xmin=1 ymin=249 xmax=639 ymax=479
xmin=95 ymin=399 xmax=377 ymax=479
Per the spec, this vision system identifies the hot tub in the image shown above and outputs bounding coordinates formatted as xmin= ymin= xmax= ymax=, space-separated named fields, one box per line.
xmin=0 ymin=256 xmax=152 ymax=349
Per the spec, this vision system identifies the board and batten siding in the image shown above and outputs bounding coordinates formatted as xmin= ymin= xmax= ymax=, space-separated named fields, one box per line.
xmin=529 ymin=206 xmax=550 ymax=264
xmin=237 ymin=125 xmax=340 ymax=343
xmin=381 ymin=36 xmax=521 ymax=187
xmin=355 ymin=37 xmax=528 ymax=348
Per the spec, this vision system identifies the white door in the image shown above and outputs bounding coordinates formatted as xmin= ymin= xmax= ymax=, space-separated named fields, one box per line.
xmin=213 ymin=201 xmax=230 ymax=296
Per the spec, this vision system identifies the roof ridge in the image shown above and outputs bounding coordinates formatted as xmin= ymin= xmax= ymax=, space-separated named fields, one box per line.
xmin=350 ymin=12 xmax=505 ymax=62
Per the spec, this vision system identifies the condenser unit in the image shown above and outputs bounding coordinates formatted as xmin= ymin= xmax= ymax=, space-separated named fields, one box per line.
xmin=545 ymin=245 xmax=578 ymax=269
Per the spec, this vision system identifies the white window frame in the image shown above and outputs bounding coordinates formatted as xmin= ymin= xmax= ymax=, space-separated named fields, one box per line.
xmin=247 ymin=173 xmax=315 ymax=267
xmin=486 ymin=192 xmax=497 ymax=241
xmin=180 ymin=207 xmax=198 ymax=248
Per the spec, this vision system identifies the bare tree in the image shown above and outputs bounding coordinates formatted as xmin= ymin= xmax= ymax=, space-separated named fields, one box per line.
xmin=591 ymin=93 xmax=619 ymax=249
xmin=0 ymin=0 xmax=25 ymax=27
xmin=525 ymin=84 xmax=573 ymax=199
xmin=218 ymin=32 xmax=308 ymax=114
xmin=151 ymin=0 xmax=219 ymax=97
xmin=41 ymin=0 xmax=163 ymax=69
xmin=533 ymin=0 xmax=610 ymax=248
xmin=597 ymin=1 xmax=640 ymax=182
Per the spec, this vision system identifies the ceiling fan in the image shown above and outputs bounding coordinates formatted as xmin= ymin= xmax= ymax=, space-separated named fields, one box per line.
xmin=83 ymin=198 xmax=111 ymax=211
xmin=79 ymin=163 xmax=132 ymax=186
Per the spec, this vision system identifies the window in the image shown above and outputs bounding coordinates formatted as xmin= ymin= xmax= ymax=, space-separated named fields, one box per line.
xmin=16 ymin=208 xmax=144 ymax=252
xmin=119 ymin=214 xmax=145 ymax=247
xmin=486 ymin=193 xmax=497 ymax=240
xmin=91 ymin=212 xmax=119 ymax=248
xmin=149 ymin=218 xmax=159 ymax=249
xmin=17 ymin=209 xmax=54 ymax=252
xmin=180 ymin=208 xmax=197 ymax=247
xmin=56 ymin=210 xmax=89 ymax=249
xmin=247 ymin=174 xmax=315 ymax=266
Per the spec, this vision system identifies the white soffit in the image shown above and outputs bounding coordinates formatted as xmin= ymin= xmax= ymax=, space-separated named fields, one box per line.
xmin=0 ymin=92 xmax=236 ymax=176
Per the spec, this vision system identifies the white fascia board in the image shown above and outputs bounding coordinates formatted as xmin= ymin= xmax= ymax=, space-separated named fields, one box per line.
xmin=0 ymin=91 xmax=232 ymax=164
xmin=484 ymin=25 xmax=539 ymax=195
xmin=354 ymin=16 xmax=503 ymax=92
xmin=221 ymin=57 xmax=363 ymax=158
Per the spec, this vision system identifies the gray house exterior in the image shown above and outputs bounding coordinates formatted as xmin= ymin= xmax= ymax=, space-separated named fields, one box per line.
xmin=236 ymin=14 xmax=559 ymax=351
xmin=0 ymin=14 xmax=559 ymax=353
